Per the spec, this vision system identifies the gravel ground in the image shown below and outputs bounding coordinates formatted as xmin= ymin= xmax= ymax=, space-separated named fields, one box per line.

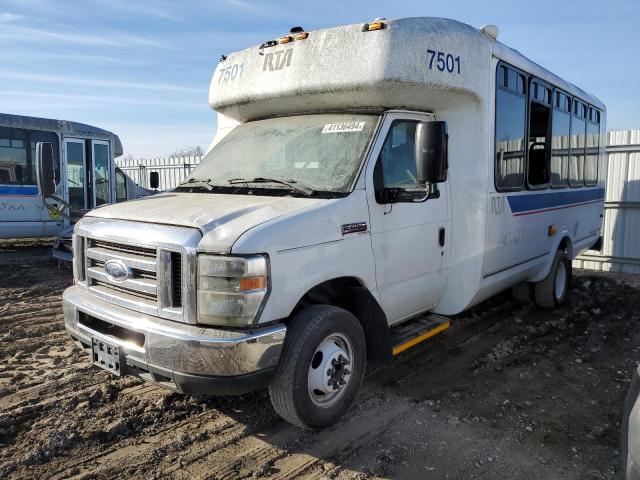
xmin=1 ymin=251 xmax=639 ymax=479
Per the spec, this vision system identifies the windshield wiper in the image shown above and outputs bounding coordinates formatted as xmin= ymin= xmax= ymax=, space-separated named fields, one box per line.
xmin=227 ymin=177 xmax=313 ymax=196
xmin=177 ymin=178 xmax=215 ymax=191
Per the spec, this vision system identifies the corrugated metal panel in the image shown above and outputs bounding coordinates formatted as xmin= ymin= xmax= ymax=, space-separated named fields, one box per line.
xmin=574 ymin=129 xmax=640 ymax=274
xmin=115 ymin=155 xmax=202 ymax=191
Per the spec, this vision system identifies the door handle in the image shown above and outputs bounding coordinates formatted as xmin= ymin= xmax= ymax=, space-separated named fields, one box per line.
xmin=438 ymin=227 xmax=445 ymax=247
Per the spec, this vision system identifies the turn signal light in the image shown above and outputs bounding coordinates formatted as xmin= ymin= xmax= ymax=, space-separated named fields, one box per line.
xmin=548 ymin=225 xmax=557 ymax=236
xmin=239 ymin=276 xmax=267 ymax=292
xmin=363 ymin=21 xmax=385 ymax=32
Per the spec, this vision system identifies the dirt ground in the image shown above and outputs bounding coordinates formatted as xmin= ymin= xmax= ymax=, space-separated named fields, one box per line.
xmin=1 ymin=249 xmax=639 ymax=480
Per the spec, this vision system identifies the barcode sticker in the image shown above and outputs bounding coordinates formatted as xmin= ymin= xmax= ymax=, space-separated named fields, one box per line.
xmin=322 ymin=122 xmax=366 ymax=133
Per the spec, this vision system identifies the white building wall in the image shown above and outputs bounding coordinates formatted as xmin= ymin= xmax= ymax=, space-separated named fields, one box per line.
xmin=574 ymin=130 xmax=640 ymax=274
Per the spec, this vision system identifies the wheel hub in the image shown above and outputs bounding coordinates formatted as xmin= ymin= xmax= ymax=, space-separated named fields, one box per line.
xmin=308 ymin=334 xmax=353 ymax=406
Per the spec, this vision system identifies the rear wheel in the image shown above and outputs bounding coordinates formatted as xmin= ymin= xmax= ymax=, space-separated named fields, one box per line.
xmin=269 ymin=305 xmax=366 ymax=429
xmin=534 ymin=250 xmax=571 ymax=309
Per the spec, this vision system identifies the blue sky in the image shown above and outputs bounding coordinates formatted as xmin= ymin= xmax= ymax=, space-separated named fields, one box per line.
xmin=1 ymin=0 xmax=638 ymax=158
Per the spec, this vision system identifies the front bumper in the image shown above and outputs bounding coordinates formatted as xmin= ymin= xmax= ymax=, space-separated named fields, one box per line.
xmin=63 ymin=286 xmax=286 ymax=395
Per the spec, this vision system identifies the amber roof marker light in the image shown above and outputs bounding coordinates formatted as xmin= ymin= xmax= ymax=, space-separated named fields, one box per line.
xmin=363 ymin=17 xmax=386 ymax=32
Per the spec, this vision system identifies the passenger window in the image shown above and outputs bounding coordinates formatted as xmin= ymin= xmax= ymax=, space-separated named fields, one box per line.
xmin=550 ymin=108 xmax=570 ymax=187
xmin=495 ymin=69 xmax=526 ymax=190
xmin=527 ymin=82 xmax=551 ymax=187
xmin=570 ymin=108 xmax=586 ymax=187
xmin=0 ymin=128 xmax=34 ymax=185
xmin=584 ymin=120 xmax=599 ymax=186
xmin=376 ymin=121 xmax=427 ymax=201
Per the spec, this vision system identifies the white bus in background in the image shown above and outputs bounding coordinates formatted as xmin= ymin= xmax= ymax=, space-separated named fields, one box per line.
xmin=61 ymin=17 xmax=606 ymax=429
xmin=0 ymin=113 xmax=146 ymax=240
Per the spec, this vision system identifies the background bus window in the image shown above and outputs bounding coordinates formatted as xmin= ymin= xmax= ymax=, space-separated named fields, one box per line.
xmin=0 ymin=129 xmax=33 ymax=185
xmin=584 ymin=120 xmax=599 ymax=186
xmin=495 ymin=87 xmax=526 ymax=190
xmin=551 ymin=107 xmax=570 ymax=187
xmin=93 ymin=142 xmax=110 ymax=206
xmin=569 ymin=113 xmax=586 ymax=187
xmin=115 ymin=168 xmax=127 ymax=202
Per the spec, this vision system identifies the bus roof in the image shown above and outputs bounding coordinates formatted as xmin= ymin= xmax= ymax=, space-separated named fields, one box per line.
xmin=0 ymin=113 xmax=123 ymax=157
xmin=209 ymin=17 xmax=604 ymax=122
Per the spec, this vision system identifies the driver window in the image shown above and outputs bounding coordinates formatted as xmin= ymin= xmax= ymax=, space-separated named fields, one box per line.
xmin=377 ymin=120 xmax=427 ymax=200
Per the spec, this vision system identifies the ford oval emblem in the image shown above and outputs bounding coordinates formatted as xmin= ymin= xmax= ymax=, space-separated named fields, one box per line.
xmin=104 ymin=259 xmax=131 ymax=282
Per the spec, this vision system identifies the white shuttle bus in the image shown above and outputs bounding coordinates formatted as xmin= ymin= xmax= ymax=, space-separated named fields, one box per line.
xmin=0 ymin=113 xmax=144 ymax=240
xmin=62 ymin=17 xmax=605 ymax=428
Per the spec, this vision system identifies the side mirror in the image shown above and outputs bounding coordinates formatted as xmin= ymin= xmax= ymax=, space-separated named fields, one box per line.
xmin=149 ymin=171 xmax=160 ymax=190
xmin=36 ymin=142 xmax=57 ymax=196
xmin=415 ymin=121 xmax=448 ymax=184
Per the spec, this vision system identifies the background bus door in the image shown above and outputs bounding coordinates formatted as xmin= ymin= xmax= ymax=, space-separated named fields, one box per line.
xmin=91 ymin=140 xmax=111 ymax=207
xmin=64 ymin=138 xmax=113 ymax=222
xmin=64 ymin=138 xmax=87 ymax=222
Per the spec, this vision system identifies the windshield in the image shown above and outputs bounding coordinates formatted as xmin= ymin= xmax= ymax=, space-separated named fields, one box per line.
xmin=183 ymin=114 xmax=378 ymax=194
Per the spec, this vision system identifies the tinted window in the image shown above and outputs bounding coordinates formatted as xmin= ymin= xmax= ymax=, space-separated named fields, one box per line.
xmin=495 ymin=88 xmax=526 ymax=190
xmin=550 ymin=109 xmax=570 ymax=187
xmin=527 ymin=100 xmax=551 ymax=187
xmin=93 ymin=143 xmax=110 ymax=206
xmin=584 ymin=122 xmax=599 ymax=186
xmin=0 ymin=128 xmax=34 ymax=185
xmin=569 ymin=116 xmax=586 ymax=187
xmin=555 ymin=92 xmax=570 ymax=112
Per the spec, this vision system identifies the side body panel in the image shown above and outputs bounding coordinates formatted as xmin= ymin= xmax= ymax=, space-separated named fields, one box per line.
xmin=231 ymin=190 xmax=380 ymax=324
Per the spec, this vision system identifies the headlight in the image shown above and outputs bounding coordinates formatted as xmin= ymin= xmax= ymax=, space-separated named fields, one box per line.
xmin=197 ymin=254 xmax=268 ymax=326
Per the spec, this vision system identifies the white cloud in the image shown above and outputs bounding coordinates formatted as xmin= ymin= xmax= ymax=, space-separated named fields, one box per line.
xmin=0 ymin=12 xmax=23 ymax=22
xmin=0 ymin=71 xmax=202 ymax=93
xmin=96 ymin=0 xmax=179 ymax=21
xmin=0 ymin=90 xmax=202 ymax=108
xmin=0 ymin=24 xmax=169 ymax=49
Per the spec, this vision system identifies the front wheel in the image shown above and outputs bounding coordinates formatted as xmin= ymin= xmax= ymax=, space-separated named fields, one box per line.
xmin=534 ymin=249 xmax=571 ymax=309
xmin=268 ymin=305 xmax=366 ymax=429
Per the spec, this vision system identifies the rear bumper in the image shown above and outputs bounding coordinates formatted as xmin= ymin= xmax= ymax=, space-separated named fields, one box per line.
xmin=63 ymin=286 xmax=286 ymax=395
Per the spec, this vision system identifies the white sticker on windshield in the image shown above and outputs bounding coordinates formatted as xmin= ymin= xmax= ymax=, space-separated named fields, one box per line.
xmin=322 ymin=122 xmax=366 ymax=133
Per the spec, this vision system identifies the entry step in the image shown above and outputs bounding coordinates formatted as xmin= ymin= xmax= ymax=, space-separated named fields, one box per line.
xmin=391 ymin=314 xmax=451 ymax=356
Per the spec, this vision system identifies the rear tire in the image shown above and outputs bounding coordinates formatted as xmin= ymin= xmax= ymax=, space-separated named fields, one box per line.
xmin=512 ymin=282 xmax=533 ymax=304
xmin=534 ymin=250 xmax=571 ymax=309
xmin=269 ymin=305 xmax=366 ymax=429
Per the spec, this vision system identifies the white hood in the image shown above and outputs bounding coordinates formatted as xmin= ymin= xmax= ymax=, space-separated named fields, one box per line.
xmin=87 ymin=192 xmax=325 ymax=252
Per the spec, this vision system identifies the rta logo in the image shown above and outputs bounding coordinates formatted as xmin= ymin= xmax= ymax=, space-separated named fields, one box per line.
xmin=263 ymin=48 xmax=293 ymax=72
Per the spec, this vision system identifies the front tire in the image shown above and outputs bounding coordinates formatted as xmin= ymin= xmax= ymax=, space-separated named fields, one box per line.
xmin=268 ymin=305 xmax=366 ymax=429
xmin=534 ymin=250 xmax=571 ymax=309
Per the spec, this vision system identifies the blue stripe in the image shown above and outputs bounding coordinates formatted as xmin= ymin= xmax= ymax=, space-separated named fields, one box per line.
xmin=507 ymin=187 xmax=605 ymax=214
xmin=0 ymin=185 xmax=39 ymax=196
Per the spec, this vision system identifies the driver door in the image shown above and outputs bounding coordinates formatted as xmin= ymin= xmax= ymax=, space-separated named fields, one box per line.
xmin=365 ymin=112 xmax=451 ymax=325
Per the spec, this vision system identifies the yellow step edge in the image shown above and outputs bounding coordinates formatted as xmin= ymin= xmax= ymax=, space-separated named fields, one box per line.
xmin=392 ymin=321 xmax=451 ymax=356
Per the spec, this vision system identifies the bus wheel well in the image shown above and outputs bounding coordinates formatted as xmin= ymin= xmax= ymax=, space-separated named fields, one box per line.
xmin=558 ymin=236 xmax=573 ymax=258
xmin=291 ymin=277 xmax=393 ymax=367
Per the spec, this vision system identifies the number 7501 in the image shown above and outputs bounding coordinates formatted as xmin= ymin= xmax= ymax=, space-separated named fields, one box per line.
xmin=427 ymin=49 xmax=460 ymax=74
